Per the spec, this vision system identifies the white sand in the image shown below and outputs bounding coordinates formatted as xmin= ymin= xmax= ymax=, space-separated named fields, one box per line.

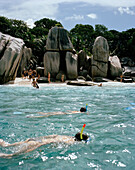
xmin=4 ymin=77 xmax=135 ymax=87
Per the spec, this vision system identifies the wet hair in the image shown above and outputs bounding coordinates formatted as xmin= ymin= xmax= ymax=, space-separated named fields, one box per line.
xmin=74 ymin=132 xmax=89 ymax=141
xmin=80 ymin=107 xmax=86 ymax=112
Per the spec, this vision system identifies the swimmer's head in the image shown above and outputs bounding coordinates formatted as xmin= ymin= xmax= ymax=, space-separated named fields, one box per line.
xmin=74 ymin=132 xmax=89 ymax=141
xmin=80 ymin=104 xmax=88 ymax=112
xmin=80 ymin=107 xmax=86 ymax=112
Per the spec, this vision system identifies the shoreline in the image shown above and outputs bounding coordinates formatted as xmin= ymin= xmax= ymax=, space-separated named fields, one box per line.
xmin=2 ymin=77 xmax=135 ymax=87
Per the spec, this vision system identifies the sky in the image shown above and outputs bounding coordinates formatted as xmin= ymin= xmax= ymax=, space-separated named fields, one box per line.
xmin=0 ymin=0 xmax=135 ymax=32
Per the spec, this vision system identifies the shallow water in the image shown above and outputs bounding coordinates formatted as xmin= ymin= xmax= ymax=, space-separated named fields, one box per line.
xmin=0 ymin=82 xmax=135 ymax=169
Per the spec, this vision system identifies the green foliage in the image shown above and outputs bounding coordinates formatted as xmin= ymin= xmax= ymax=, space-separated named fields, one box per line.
xmin=0 ymin=16 xmax=135 ymax=65
xmin=70 ymin=24 xmax=135 ymax=61
xmin=9 ymin=19 xmax=30 ymax=41
xmin=34 ymin=18 xmax=63 ymax=30
xmin=0 ymin=16 xmax=12 ymax=34
xmin=0 ymin=16 xmax=63 ymax=66
xmin=95 ymin=24 xmax=108 ymax=36
xmin=69 ymin=24 xmax=95 ymax=55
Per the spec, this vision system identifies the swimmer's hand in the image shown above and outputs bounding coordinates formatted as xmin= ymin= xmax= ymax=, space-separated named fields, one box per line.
xmin=0 ymin=153 xmax=12 ymax=158
xmin=0 ymin=139 xmax=9 ymax=147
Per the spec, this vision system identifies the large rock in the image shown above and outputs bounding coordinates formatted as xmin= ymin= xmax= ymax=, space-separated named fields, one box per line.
xmin=44 ymin=51 xmax=60 ymax=77
xmin=46 ymin=26 xmax=73 ymax=51
xmin=44 ymin=27 xmax=77 ymax=80
xmin=66 ymin=52 xmax=78 ymax=79
xmin=17 ymin=47 xmax=32 ymax=77
xmin=108 ymin=56 xmax=123 ymax=78
xmin=78 ymin=50 xmax=91 ymax=71
xmin=91 ymin=36 xmax=109 ymax=78
xmin=91 ymin=58 xmax=108 ymax=77
xmin=78 ymin=50 xmax=87 ymax=69
xmin=36 ymin=67 xmax=44 ymax=77
xmin=0 ymin=32 xmax=24 ymax=84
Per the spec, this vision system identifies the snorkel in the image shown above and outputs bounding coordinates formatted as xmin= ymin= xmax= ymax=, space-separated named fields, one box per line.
xmin=85 ymin=104 xmax=88 ymax=112
xmin=79 ymin=124 xmax=90 ymax=143
xmin=80 ymin=124 xmax=86 ymax=139
xmin=80 ymin=104 xmax=88 ymax=112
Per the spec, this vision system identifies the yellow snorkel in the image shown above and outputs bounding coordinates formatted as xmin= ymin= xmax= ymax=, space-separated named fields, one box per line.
xmin=80 ymin=124 xmax=86 ymax=140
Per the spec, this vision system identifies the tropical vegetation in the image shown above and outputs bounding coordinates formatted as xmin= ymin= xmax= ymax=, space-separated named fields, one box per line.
xmin=0 ymin=16 xmax=135 ymax=67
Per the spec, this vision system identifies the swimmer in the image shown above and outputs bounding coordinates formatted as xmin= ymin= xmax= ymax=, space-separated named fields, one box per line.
xmin=27 ymin=104 xmax=88 ymax=118
xmin=32 ymin=79 xmax=39 ymax=89
xmin=32 ymin=79 xmax=37 ymax=87
xmin=0 ymin=133 xmax=89 ymax=158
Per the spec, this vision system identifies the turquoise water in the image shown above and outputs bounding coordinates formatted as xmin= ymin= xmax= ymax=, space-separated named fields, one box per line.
xmin=0 ymin=82 xmax=135 ymax=169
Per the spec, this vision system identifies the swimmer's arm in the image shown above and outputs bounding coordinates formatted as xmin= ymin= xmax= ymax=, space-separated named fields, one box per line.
xmin=38 ymin=112 xmax=49 ymax=115
xmin=0 ymin=152 xmax=14 ymax=158
xmin=0 ymin=139 xmax=25 ymax=147
xmin=0 ymin=138 xmax=70 ymax=158
xmin=67 ymin=110 xmax=89 ymax=115
xmin=70 ymin=111 xmax=80 ymax=114
xmin=38 ymin=112 xmax=66 ymax=115
xmin=0 ymin=143 xmax=41 ymax=158
xmin=27 ymin=115 xmax=50 ymax=118
xmin=24 ymin=140 xmax=56 ymax=154
xmin=27 ymin=112 xmax=67 ymax=118
xmin=66 ymin=110 xmax=82 ymax=114
xmin=0 ymin=139 xmax=33 ymax=147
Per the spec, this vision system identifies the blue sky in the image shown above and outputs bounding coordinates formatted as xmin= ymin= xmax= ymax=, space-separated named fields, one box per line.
xmin=0 ymin=0 xmax=135 ymax=32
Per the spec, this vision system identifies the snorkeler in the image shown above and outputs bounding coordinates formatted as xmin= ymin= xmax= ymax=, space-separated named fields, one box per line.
xmin=80 ymin=104 xmax=88 ymax=112
xmin=0 ymin=132 xmax=89 ymax=158
xmin=27 ymin=104 xmax=88 ymax=118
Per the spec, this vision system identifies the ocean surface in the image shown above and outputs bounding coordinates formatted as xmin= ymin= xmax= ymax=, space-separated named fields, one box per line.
xmin=0 ymin=81 xmax=135 ymax=170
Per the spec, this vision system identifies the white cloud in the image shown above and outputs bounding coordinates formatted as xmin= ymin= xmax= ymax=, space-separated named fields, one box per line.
xmin=26 ymin=19 xmax=35 ymax=28
xmin=0 ymin=0 xmax=58 ymax=21
xmin=118 ymin=7 xmax=135 ymax=15
xmin=0 ymin=0 xmax=135 ymax=31
xmin=87 ymin=13 xmax=97 ymax=19
xmin=1 ymin=0 xmax=135 ymax=22
xmin=42 ymin=0 xmax=135 ymax=8
xmin=65 ymin=14 xmax=84 ymax=20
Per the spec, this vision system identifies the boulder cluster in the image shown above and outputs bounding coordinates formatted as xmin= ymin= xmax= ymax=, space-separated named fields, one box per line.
xmin=0 ymin=32 xmax=32 ymax=84
xmin=0 ymin=26 xmax=135 ymax=84
xmin=44 ymin=27 xmax=77 ymax=81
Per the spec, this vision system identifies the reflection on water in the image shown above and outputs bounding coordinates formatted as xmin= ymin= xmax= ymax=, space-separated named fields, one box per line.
xmin=0 ymin=82 xmax=135 ymax=169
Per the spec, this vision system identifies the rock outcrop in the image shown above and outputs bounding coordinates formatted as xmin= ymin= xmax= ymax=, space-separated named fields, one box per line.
xmin=44 ymin=51 xmax=60 ymax=78
xmin=0 ymin=32 xmax=24 ymax=84
xmin=77 ymin=50 xmax=91 ymax=80
xmin=108 ymin=55 xmax=123 ymax=79
xmin=91 ymin=36 xmax=109 ymax=78
xmin=17 ymin=47 xmax=32 ymax=77
xmin=44 ymin=27 xmax=78 ymax=80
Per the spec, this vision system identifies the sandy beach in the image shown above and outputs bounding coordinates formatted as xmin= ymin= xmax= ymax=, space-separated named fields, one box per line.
xmin=4 ymin=77 xmax=135 ymax=88
xmin=5 ymin=78 xmax=67 ymax=87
